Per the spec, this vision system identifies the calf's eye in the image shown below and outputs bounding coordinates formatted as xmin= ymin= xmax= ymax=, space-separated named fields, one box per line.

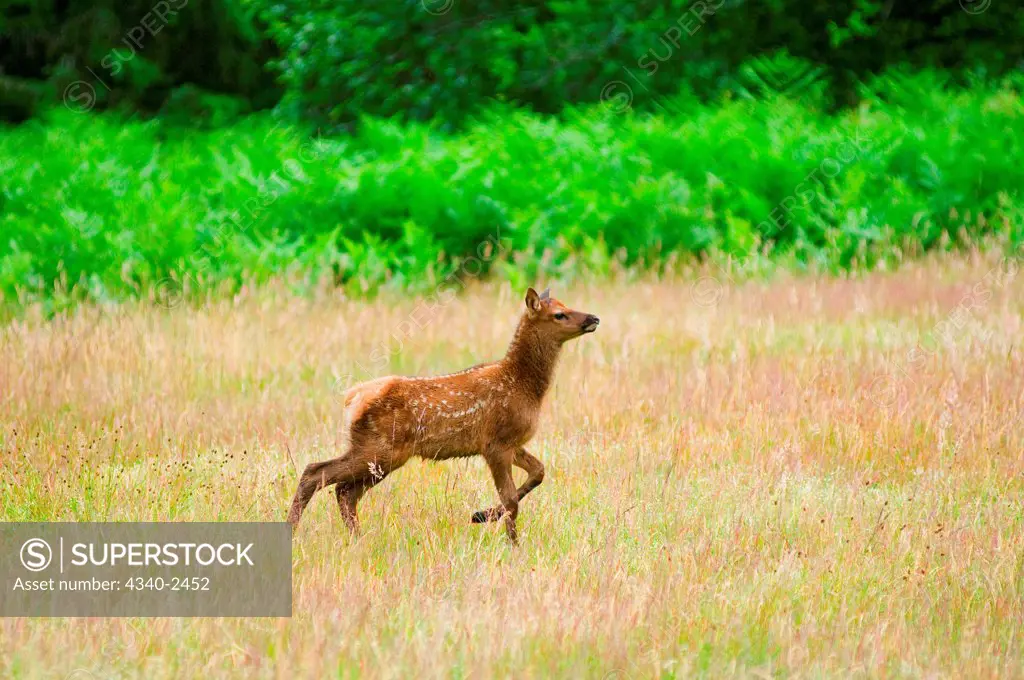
xmin=554 ymin=313 xmax=567 ymax=320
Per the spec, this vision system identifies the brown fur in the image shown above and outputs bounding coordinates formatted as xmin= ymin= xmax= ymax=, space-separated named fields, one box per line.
xmin=286 ymin=287 xmax=600 ymax=544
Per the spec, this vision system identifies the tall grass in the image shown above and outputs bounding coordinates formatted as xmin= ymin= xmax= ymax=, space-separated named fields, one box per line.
xmin=1 ymin=256 xmax=1022 ymax=677
xmin=2 ymin=71 xmax=1023 ymax=311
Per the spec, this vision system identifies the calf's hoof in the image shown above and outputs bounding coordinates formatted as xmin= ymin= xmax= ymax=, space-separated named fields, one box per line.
xmin=471 ymin=508 xmax=505 ymax=523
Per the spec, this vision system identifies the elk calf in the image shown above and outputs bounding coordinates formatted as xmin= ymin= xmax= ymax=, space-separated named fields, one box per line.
xmin=286 ymin=287 xmax=599 ymax=544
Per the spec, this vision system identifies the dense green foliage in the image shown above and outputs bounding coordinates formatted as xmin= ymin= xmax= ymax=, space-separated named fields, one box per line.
xmin=3 ymin=2 xmax=1021 ymax=309
xmin=3 ymin=72 xmax=1022 ymax=309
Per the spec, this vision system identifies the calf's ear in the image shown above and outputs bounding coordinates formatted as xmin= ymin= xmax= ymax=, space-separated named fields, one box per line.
xmin=525 ymin=287 xmax=542 ymax=312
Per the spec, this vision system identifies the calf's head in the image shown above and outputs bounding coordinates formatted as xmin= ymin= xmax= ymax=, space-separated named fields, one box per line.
xmin=524 ymin=287 xmax=600 ymax=344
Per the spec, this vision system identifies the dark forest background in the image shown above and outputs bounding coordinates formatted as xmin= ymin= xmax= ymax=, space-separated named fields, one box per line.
xmin=2 ymin=0 xmax=1019 ymax=125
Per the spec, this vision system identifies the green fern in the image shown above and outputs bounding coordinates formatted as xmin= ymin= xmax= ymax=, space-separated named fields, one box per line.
xmin=734 ymin=51 xmax=829 ymax=102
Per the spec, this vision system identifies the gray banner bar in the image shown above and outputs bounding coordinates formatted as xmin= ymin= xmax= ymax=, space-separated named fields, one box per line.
xmin=0 ymin=523 xmax=291 ymax=617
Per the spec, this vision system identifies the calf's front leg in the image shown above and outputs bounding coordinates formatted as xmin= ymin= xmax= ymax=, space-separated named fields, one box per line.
xmin=472 ymin=447 xmax=544 ymax=524
xmin=481 ymin=449 xmax=520 ymax=545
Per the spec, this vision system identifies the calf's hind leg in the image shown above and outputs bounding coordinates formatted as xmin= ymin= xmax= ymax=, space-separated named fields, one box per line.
xmin=334 ymin=461 xmax=393 ymax=533
xmin=335 ymin=483 xmax=366 ymax=533
xmin=286 ymin=455 xmax=368 ymax=528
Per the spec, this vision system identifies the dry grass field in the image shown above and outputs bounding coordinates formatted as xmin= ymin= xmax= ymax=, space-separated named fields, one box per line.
xmin=1 ymin=252 xmax=1023 ymax=678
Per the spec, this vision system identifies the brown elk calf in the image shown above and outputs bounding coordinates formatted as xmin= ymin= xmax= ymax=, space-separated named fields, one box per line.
xmin=286 ymin=287 xmax=599 ymax=544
